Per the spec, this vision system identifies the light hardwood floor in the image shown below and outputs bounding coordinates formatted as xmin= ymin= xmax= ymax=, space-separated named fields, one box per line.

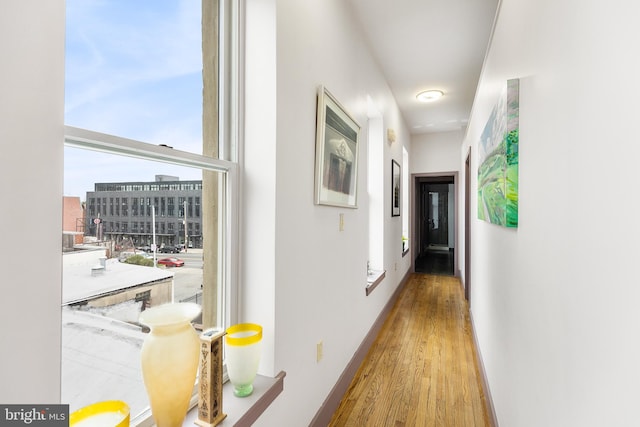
xmin=329 ymin=274 xmax=490 ymax=427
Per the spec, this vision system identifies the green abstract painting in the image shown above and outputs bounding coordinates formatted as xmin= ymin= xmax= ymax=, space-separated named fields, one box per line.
xmin=477 ymin=79 xmax=519 ymax=228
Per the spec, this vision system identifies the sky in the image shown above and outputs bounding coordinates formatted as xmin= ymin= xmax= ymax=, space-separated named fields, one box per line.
xmin=64 ymin=0 xmax=204 ymax=198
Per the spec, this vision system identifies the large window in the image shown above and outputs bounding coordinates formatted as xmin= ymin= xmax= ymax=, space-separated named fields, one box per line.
xmin=62 ymin=0 xmax=240 ymax=422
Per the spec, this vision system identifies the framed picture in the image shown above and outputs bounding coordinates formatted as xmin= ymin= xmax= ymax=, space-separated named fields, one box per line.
xmin=314 ymin=86 xmax=361 ymax=208
xmin=391 ymin=159 xmax=401 ymax=217
xmin=478 ymin=78 xmax=520 ymax=227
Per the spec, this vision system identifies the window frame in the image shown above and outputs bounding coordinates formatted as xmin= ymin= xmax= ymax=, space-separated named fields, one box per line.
xmin=64 ymin=127 xmax=240 ymax=425
xmin=63 ymin=0 xmax=243 ymax=421
xmin=64 ymin=125 xmax=240 ymax=330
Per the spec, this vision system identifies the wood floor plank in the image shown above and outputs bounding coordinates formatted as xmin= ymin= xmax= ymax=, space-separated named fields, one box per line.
xmin=328 ymin=274 xmax=490 ymax=427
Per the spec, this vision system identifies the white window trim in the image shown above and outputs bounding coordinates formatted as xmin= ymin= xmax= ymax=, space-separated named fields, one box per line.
xmin=65 ymin=126 xmax=233 ymax=173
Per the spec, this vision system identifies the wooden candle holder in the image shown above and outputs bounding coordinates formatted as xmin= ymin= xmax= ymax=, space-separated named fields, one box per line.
xmin=195 ymin=328 xmax=226 ymax=427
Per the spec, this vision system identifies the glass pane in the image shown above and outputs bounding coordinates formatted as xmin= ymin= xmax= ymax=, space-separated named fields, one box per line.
xmin=62 ymin=145 xmax=219 ymax=417
xmin=65 ymin=0 xmax=203 ymax=153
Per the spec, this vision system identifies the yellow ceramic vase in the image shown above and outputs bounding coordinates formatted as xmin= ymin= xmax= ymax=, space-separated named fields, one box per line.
xmin=139 ymin=303 xmax=201 ymax=427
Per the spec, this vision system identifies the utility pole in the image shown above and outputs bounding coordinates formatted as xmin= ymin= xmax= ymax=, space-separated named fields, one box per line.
xmin=183 ymin=200 xmax=188 ymax=252
xmin=96 ymin=212 xmax=103 ymax=241
xmin=152 ymin=205 xmax=157 ymax=267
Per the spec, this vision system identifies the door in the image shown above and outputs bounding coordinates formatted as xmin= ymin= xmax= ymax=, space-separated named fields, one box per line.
xmin=427 ymin=187 xmax=449 ymax=248
xmin=419 ymin=182 xmax=450 ymax=254
xmin=415 ymin=178 xmax=455 ymax=275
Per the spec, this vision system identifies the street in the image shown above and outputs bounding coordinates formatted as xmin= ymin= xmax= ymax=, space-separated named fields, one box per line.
xmin=155 ymin=249 xmax=204 ymax=303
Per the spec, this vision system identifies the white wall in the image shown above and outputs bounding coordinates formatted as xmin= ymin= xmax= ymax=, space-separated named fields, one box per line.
xmin=410 ymin=129 xmax=463 ymax=174
xmin=243 ymin=0 xmax=411 ymax=425
xmin=463 ymin=1 xmax=640 ymax=426
xmin=242 ymin=0 xmax=278 ymax=377
xmin=0 ymin=0 xmax=65 ymax=403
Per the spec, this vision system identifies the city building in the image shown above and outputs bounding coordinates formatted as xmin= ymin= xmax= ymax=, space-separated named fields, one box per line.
xmin=62 ymin=196 xmax=84 ymax=249
xmin=84 ymin=175 xmax=203 ymax=249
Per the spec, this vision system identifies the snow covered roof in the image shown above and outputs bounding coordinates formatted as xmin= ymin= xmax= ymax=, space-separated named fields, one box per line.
xmin=63 ymin=253 xmax=173 ymax=305
xmin=61 ymin=308 xmax=149 ymax=416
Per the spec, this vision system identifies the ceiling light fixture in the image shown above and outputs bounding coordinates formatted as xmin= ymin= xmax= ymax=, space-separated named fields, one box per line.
xmin=416 ymin=90 xmax=444 ymax=102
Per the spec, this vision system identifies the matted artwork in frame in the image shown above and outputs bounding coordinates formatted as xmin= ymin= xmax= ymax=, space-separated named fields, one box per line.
xmin=391 ymin=159 xmax=401 ymax=217
xmin=314 ymin=85 xmax=361 ymax=208
xmin=477 ymin=78 xmax=520 ymax=227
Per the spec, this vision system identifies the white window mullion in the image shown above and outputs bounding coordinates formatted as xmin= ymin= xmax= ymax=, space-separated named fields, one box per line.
xmin=65 ymin=126 xmax=234 ymax=174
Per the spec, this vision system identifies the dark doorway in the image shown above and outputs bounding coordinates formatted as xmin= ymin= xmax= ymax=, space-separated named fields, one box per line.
xmin=415 ymin=176 xmax=455 ymax=275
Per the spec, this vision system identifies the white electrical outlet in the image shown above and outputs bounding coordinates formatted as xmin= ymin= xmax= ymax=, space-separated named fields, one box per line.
xmin=317 ymin=341 xmax=323 ymax=362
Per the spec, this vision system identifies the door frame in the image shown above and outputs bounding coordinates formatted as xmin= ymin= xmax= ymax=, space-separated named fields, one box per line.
xmin=464 ymin=149 xmax=471 ymax=301
xmin=410 ymin=171 xmax=459 ymax=276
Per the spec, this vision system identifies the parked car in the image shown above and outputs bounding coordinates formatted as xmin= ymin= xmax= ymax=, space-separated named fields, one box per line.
xmin=159 ymin=245 xmax=180 ymax=254
xmin=137 ymin=245 xmax=152 ymax=253
xmin=157 ymin=257 xmax=184 ymax=267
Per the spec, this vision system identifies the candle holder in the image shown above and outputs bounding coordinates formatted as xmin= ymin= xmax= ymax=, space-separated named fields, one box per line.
xmin=196 ymin=328 xmax=227 ymax=427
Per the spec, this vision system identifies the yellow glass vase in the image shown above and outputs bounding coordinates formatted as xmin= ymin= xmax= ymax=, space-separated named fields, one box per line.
xmin=139 ymin=303 xmax=201 ymax=427
xmin=225 ymin=323 xmax=263 ymax=397
xmin=70 ymin=400 xmax=129 ymax=427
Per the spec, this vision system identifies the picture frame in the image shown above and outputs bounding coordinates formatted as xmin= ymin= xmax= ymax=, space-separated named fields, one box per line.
xmin=391 ymin=159 xmax=401 ymax=217
xmin=314 ymin=86 xmax=361 ymax=208
xmin=477 ymin=78 xmax=520 ymax=227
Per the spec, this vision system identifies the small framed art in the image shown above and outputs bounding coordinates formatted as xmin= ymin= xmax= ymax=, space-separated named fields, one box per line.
xmin=391 ymin=159 xmax=400 ymax=217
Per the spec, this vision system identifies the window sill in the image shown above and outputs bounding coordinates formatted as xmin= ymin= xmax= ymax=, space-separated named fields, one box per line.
xmin=366 ymin=270 xmax=386 ymax=296
xmin=183 ymin=371 xmax=286 ymax=427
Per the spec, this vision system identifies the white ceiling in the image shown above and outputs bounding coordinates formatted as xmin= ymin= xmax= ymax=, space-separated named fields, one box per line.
xmin=346 ymin=0 xmax=499 ymax=135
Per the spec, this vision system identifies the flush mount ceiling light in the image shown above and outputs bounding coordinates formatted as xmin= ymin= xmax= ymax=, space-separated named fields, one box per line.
xmin=416 ymin=90 xmax=444 ymax=102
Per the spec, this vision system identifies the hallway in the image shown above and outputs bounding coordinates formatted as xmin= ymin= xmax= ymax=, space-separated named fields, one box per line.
xmin=329 ymin=274 xmax=490 ymax=426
